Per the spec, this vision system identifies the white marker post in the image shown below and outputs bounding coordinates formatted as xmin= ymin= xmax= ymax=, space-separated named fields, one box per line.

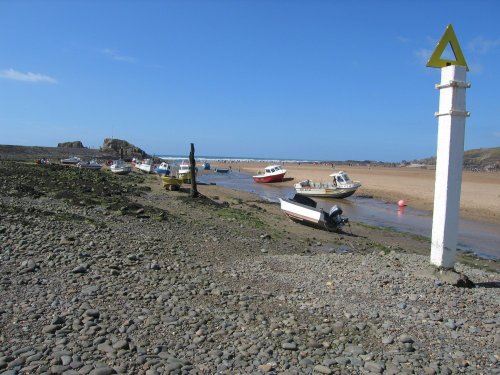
xmin=427 ymin=25 xmax=470 ymax=269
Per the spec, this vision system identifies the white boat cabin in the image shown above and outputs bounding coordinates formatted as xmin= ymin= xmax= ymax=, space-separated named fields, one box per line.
xmin=264 ymin=165 xmax=283 ymax=174
xmin=329 ymin=171 xmax=355 ymax=187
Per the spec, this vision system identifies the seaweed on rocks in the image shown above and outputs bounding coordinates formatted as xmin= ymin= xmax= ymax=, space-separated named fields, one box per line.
xmin=0 ymin=161 xmax=166 ymax=219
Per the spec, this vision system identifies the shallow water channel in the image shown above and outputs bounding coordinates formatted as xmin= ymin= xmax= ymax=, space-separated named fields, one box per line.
xmin=198 ymin=170 xmax=500 ymax=261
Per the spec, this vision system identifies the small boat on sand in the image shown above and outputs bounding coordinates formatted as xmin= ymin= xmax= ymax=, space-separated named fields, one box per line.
xmin=279 ymin=194 xmax=348 ymax=231
xmin=294 ymin=171 xmax=361 ymax=198
xmin=154 ymin=162 xmax=171 ymax=175
xmin=203 ymin=162 xmax=211 ymax=170
xmin=110 ymin=160 xmax=131 ymax=175
xmin=178 ymin=162 xmax=197 ymax=183
xmin=214 ymin=168 xmax=229 ymax=173
xmin=138 ymin=159 xmax=154 ymax=174
xmin=60 ymin=156 xmax=81 ymax=165
xmin=253 ymin=165 xmax=286 ymax=183
xmin=77 ymin=160 xmax=102 ymax=170
xmin=162 ymin=176 xmax=182 ymax=191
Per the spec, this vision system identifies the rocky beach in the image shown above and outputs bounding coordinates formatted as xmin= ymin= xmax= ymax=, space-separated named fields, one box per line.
xmin=0 ymin=161 xmax=499 ymax=375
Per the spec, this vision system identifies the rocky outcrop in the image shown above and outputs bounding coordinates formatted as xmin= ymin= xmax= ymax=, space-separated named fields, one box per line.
xmin=0 ymin=139 xmax=148 ymax=162
xmin=57 ymin=141 xmax=84 ymax=148
xmin=101 ymin=138 xmax=148 ymax=160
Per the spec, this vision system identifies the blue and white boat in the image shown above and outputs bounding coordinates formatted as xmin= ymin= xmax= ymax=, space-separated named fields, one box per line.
xmin=154 ymin=162 xmax=171 ymax=175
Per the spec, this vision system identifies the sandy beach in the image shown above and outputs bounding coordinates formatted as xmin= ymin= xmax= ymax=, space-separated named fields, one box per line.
xmin=208 ymin=161 xmax=500 ymax=225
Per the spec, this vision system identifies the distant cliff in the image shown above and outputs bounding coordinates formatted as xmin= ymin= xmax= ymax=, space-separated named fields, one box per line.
xmin=413 ymin=147 xmax=500 ymax=171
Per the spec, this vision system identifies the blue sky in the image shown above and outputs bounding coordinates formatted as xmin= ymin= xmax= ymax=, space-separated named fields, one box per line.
xmin=1 ymin=0 xmax=499 ymax=161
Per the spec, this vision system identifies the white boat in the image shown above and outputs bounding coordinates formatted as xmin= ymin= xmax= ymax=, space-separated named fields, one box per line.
xmin=138 ymin=159 xmax=154 ymax=173
xmin=253 ymin=165 xmax=287 ymax=183
xmin=178 ymin=161 xmax=196 ymax=182
xmin=294 ymin=171 xmax=361 ymax=198
xmin=60 ymin=156 xmax=81 ymax=165
xmin=279 ymin=194 xmax=348 ymax=231
xmin=77 ymin=160 xmax=102 ymax=170
xmin=110 ymin=160 xmax=131 ymax=175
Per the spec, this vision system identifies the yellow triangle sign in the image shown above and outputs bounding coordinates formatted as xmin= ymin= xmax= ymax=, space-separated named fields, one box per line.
xmin=427 ymin=24 xmax=469 ymax=71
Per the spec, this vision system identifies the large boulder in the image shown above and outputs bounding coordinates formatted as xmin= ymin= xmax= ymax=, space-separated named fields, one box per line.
xmin=57 ymin=141 xmax=84 ymax=148
xmin=101 ymin=138 xmax=148 ymax=159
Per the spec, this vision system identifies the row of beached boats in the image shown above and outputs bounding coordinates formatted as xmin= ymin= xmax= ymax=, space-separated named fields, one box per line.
xmin=60 ymin=156 xmax=357 ymax=232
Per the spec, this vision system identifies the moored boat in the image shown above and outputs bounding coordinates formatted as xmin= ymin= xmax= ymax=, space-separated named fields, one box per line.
xmin=60 ymin=156 xmax=81 ymax=165
xmin=279 ymin=194 xmax=348 ymax=231
xmin=253 ymin=165 xmax=286 ymax=183
xmin=294 ymin=171 xmax=361 ymax=198
xmin=77 ymin=160 xmax=102 ymax=170
xmin=138 ymin=159 xmax=154 ymax=173
xmin=162 ymin=175 xmax=182 ymax=191
xmin=110 ymin=160 xmax=131 ymax=175
xmin=214 ymin=168 xmax=229 ymax=173
xmin=154 ymin=162 xmax=171 ymax=175
xmin=178 ymin=162 xmax=197 ymax=183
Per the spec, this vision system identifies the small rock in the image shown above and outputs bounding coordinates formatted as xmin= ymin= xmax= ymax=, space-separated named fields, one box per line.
xmin=89 ymin=367 xmax=117 ymax=375
xmin=282 ymin=342 xmax=297 ymax=350
xmin=42 ymin=324 xmax=61 ymax=334
xmin=72 ymin=264 xmax=88 ymax=274
xmin=382 ymin=336 xmax=394 ymax=345
xmin=258 ymin=363 xmax=274 ymax=372
xmin=313 ymin=364 xmax=332 ymax=374
xmin=364 ymin=361 xmax=385 ymax=373
xmin=399 ymin=335 xmax=414 ymax=344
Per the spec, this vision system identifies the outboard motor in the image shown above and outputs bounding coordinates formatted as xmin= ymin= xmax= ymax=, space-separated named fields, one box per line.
xmin=325 ymin=205 xmax=349 ymax=230
xmin=329 ymin=205 xmax=343 ymax=218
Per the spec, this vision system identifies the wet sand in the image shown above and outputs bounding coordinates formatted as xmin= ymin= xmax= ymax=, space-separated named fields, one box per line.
xmin=208 ymin=162 xmax=500 ymax=225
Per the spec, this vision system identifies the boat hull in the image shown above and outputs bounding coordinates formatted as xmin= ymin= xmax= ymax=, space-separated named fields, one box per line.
xmin=253 ymin=172 xmax=286 ymax=183
xmin=110 ymin=167 xmax=131 ymax=175
xmin=294 ymin=187 xmax=359 ymax=199
xmin=279 ymin=198 xmax=323 ymax=225
xmin=77 ymin=161 xmax=102 ymax=170
xmin=154 ymin=168 xmax=171 ymax=175
xmin=162 ymin=176 xmax=182 ymax=191
xmin=79 ymin=165 xmax=102 ymax=170
xmin=294 ymin=179 xmax=361 ymax=198
xmin=138 ymin=164 xmax=154 ymax=173
xmin=279 ymin=196 xmax=347 ymax=231
xmin=60 ymin=157 xmax=81 ymax=165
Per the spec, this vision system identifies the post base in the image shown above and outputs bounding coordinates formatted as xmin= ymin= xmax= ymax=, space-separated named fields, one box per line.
xmin=414 ymin=266 xmax=474 ymax=288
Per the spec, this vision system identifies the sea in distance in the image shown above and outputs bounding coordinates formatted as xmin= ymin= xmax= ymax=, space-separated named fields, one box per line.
xmin=158 ymin=155 xmax=323 ymax=164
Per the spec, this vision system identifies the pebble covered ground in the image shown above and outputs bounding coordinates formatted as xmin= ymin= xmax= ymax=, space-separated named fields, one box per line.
xmin=0 ymin=161 xmax=498 ymax=375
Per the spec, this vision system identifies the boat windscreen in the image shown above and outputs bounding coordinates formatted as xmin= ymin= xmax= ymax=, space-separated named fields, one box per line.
xmin=291 ymin=194 xmax=317 ymax=208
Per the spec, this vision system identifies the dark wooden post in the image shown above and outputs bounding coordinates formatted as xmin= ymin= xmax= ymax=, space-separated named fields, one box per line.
xmin=189 ymin=143 xmax=198 ymax=197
